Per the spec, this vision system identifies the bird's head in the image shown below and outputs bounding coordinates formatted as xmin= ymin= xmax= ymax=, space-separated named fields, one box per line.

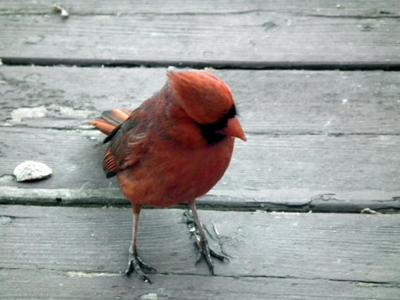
xmin=167 ymin=70 xmax=246 ymax=144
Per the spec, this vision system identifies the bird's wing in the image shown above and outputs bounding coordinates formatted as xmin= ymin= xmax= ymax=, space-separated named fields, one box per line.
xmin=102 ymin=108 xmax=149 ymax=177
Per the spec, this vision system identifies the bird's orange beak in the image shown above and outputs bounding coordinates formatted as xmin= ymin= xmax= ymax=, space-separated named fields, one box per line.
xmin=225 ymin=118 xmax=247 ymax=141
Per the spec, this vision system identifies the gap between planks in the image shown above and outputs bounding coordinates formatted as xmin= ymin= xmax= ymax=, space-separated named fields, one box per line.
xmin=2 ymin=57 xmax=400 ymax=71
xmin=0 ymin=187 xmax=399 ymax=214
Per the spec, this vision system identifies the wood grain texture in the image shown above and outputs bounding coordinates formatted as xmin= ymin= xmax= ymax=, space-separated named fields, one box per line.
xmin=0 ymin=205 xmax=399 ymax=299
xmin=1 ymin=0 xmax=400 ymax=16
xmin=0 ymin=6 xmax=399 ymax=64
xmin=1 ymin=67 xmax=399 ymax=135
xmin=0 ymin=127 xmax=399 ymax=209
xmin=1 ymin=270 xmax=399 ymax=300
xmin=1 ymin=3 xmax=399 ymax=299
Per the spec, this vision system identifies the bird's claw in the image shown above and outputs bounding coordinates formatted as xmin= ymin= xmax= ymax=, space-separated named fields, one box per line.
xmin=125 ymin=252 xmax=156 ymax=284
xmin=209 ymin=247 xmax=229 ymax=261
xmin=194 ymin=238 xmax=228 ymax=275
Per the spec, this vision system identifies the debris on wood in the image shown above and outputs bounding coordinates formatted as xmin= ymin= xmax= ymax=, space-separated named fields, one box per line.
xmin=138 ymin=293 xmax=159 ymax=300
xmin=0 ymin=216 xmax=12 ymax=225
xmin=47 ymin=104 xmax=95 ymax=118
xmin=10 ymin=106 xmax=47 ymax=123
xmin=66 ymin=271 xmax=119 ymax=278
xmin=0 ymin=174 xmax=14 ymax=184
xmin=361 ymin=208 xmax=381 ymax=214
xmin=53 ymin=4 xmax=69 ymax=19
xmin=9 ymin=105 xmax=95 ymax=124
xmin=13 ymin=161 xmax=53 ymax=182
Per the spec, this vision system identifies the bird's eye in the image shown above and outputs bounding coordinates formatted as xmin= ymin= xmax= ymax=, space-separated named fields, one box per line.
xmin=226 ymin=105 xmax=237 ymax=119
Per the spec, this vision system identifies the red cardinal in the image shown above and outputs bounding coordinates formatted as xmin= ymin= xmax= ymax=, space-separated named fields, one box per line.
xmin=90 ymin=70 xmax=246 ymax=283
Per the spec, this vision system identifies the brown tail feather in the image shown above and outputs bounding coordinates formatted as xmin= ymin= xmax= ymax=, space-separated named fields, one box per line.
xmin=90 ymin=109 xmax=131 ymax=135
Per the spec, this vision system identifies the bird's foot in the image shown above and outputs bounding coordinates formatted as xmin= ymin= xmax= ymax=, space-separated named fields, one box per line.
xmin=194 ymin=238 xmax=229 ymax=275
xmin=125 ymin=251 xmax=157 ymax=284
xmin=184 ymin=209 xmax=230 ymax=275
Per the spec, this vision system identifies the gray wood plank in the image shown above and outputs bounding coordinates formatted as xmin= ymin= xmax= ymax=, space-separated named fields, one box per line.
xmin=1 ymin=205 xmax=399 ymax=298
xmin=0 ymin=8 xmax=399 ymax=64
xmin=1 ymin=270 xmax=399 ymax=300
xmin=1 ymin=0 xmax=399 ymax=16
xmin=0 ymin=127 xmax=399 ymax=210
xmin=1 ymin=66 xmax=400 ymax=135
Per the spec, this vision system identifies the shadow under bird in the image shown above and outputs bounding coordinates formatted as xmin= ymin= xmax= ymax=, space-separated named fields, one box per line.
xmin=90 ymin=70 xmax=246 ymax=283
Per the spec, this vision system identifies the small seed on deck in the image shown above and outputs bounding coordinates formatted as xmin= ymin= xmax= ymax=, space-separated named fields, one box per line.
xmin=53 ymin=4 xmax=69 ymax=19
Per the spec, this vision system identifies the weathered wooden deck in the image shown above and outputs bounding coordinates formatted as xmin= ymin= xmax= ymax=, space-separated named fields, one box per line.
xmin=1 ymin=1 xmax=400 ymax=299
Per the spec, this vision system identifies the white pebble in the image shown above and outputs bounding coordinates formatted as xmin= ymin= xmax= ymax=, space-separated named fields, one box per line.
xmin=13 ymin=161 xmax=52 ymax=182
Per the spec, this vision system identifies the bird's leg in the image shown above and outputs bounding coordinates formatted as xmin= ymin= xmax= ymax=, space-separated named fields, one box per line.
xmin=188 ymin=202 xmax=228 ymax=275
xmin=125 ymin=205 xmax=156 ymax=283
